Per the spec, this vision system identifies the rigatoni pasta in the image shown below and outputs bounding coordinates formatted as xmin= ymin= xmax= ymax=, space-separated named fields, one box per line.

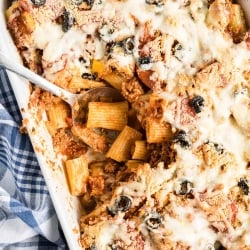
xmin=91 ymin=60 xmax=125 ymax=90
xmin=65 ymin=155 xmax=89 ymax=196
xmin=146 ymin=118 xmax=173 ymax=143
xmin=226 ymin=3 xmax=247 ymax=42
xmin=131 ymin=140 xmax=149 ymax=161
xmin=67 ymin=75 xmax=105 ymax=92
xmin=46 ymin=101 xmax=70 ymax=129
xmin=71 ymin=125 xmax=109 ymax=153
xmin=87 ymin=101 xmax=128 ymax=131
xmin=106 ymin=125 xmax=142 ymax=162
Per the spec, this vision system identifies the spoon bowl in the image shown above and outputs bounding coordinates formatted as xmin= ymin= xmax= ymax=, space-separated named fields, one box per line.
xmin=0 ymin=51 xmax=123 ymax=123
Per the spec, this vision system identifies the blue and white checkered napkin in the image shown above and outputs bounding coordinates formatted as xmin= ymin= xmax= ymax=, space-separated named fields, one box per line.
xmin=0 ymin=67 xmax=68 ymax=249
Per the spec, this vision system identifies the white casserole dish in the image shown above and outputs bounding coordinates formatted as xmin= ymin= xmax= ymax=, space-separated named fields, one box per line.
xmin=0 ymin=1 xmax=83 ymax=249
xmin=0 ymin=1 xmax=249 ymax=249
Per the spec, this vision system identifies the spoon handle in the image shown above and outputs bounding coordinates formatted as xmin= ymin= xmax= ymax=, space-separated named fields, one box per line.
xmin=0 ymin=51 xmax=74 ymax=105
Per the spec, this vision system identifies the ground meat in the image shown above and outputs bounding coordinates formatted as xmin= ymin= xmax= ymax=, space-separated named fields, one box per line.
xmin=115 ymin=168 xmax=137 ymax=183
xmin=104 ymin=160 xmax=122 ymax=173
xmin=29 ymin=88 xmax=62 ymax=110
xmin=52 ymin=128 xmax=88 ymax=158
xmin=71 ymin=125 xmax=110 ymax=153
xmin=121 ymin=77 xmax=144 ymax=103
xmin=88 ymin=175 xmax=105 ymax=196
xmin=147 ymin=142 xmax=176 ymax=168
xmin=149 ymin=96 xmax=166 ymax=120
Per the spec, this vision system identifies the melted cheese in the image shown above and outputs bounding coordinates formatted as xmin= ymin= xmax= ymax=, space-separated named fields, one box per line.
xmin=96 ymin=223 xmax=119 ymax=250
xmin=164 ymin=206 xmax=217 ymax=248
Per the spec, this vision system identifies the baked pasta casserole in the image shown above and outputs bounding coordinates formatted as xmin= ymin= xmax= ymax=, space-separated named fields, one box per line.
xmin=6 ymin=0 xmax=250 ymax=249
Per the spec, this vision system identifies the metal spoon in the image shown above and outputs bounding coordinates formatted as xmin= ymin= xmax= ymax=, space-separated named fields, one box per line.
xmin=0 ymin=51 xmax=123 ymax=123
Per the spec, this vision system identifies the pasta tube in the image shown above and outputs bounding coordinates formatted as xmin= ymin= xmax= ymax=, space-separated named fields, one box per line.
xmin=46 ymin=101 xmax=70 ymax=129
xmin=65 ymin=155 xmax=89 ymax=196
xmin=92 ymin=60 xmax=125 ymax=89
xmin=146 ymin=118 xmax=173 ymax=143
xmin=87 ymin=101 xmax=128 ymax=131
xmin=68 ymin=75 xmax=105 ymax=91
xmin=106 ymin=125 xmax=142 ymax=162
xmin=131 ymin=140 xmax=149 ymax=161
xmin=126 ymin=160 xmax=144 ymax=170
xmin=71 ymin=125 xmax=109 ymax=153
xmin=89 ymin=161 xmax=105 ymax=176
xmin=228 ymin=4 xmax=247 ymax=42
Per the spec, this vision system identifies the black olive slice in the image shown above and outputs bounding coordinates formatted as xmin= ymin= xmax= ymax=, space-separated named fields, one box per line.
xmin=31 ymin=0 xmax=46 ymax=6
xmin=238 ymin=178 xmax=249 ymax=195
xmin=173 ymin=130 xmax=191 ymax=149
xmin=145 ymin=212 xmax=163 ymax=230
xmin=107 ymin=195 xmax=133 ymax=215
xmin=213 ymin=143 xmax=224 ymax=154
xmin=189 ymin=95 xmax=205 ymax=113
xmin=145 ymin=0 xmax=164 ymax=6
xmin=114 ymin=195 xmax=132 ymax=212
xmin=62 ymin=8 xmax=74 ymax=32
xmin=81 ymin=72 xmax=97 ymax=80
xmin=175 ymin=180 xmax=193 ymax=195
xmin=98 ymin=23 xmax=115 ymax=42
xmin=123 ymin=37 xmax=135 ymax=54
xmin=108 ymin=243 xmax=119 ymax=250
xmin=71 ymin=0 xmax=84 ymax=5
xmin=75 ymin=0 xmax=95 ymax=10
xmin=138 ymin=56 xmax=152 ymax=65
xmin=214 ymin=240 xmax=226 ymax=250
xmin=86 ymin=243 xmax=97 ymax=250
xmin=171 ymin=40 xmax=184 ymax=61
xmin=107 ymin=37 xmax=135 ymax=56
